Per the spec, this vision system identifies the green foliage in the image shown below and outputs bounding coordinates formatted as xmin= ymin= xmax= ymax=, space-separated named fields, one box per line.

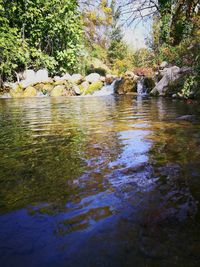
xmin=0 ymin=0 xmax=83 ymax=80
xmin=132 ymin=48 xmax=153 ymax=68
xmin=181 ymin=75 xmax=195 ymax=98
xmin=91 ymin=44 xmax=108 ymax=62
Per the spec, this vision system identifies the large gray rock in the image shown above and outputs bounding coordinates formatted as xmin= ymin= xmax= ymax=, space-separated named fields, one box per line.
xmin=19 ymin=69 xmax=49 ymax=88
xmin=35 ymin=69 xmax=49 ymax=83
xmin=85 ymin=73 xmax=101 ymax=84
xmin=70 ymin=74 xmax=83 ymax=84
xmin=160 ymin=61 xmax=168 ymax=69
xmin=62 ymin=73 xmax=72 ymax=81
xmin=151 ymin=66 xmax=181 ymax=96
xmin=19 ymin=69 xmax=36 ymax=88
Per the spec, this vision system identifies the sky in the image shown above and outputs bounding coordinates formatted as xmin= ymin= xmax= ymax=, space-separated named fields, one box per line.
xmin=118 ymin=0 xmax=155 ymax=49
xmin=123 ymin=21 xmax=152 ymax=49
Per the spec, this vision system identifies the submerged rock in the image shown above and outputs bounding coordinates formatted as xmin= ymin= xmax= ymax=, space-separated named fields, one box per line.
xmin=176 ymin=115 xmax=197 ymax=122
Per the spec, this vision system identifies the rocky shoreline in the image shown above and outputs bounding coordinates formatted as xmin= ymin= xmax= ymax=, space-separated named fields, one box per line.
xmin=0 ymin=63 xmax=198 ymax=99
xmin=0 ymin=69 xmax=119 ymax=98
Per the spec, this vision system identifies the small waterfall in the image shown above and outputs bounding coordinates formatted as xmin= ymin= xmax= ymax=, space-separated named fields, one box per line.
xmin=93 ymin=80 xmax=118 ymax=96
xmin=137 ymin=77 xmax=147 ymax=95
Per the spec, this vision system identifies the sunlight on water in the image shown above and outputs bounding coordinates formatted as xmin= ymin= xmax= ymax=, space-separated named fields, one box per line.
xmin=0 ymin=96 xmax=200 ymax=267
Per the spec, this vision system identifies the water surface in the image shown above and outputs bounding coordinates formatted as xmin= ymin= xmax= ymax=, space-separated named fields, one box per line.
xmin=0 ymin=96 xmax=200 ymax=267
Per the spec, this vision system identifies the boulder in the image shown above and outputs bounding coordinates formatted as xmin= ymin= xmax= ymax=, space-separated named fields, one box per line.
xmin=70 ymin=74 xmax=83 ymax=84
xmin=23 ymin=69 xmax=35 ymax=81
xmin=100 ymin=76 xmax=106 ymax=83
xmin=54 ymin=80 xmax=67 ymax=86
xmin=85 ymin=73 xmax=101 ymax=84
xmin=160 ymin=61 xmax=168 ymax=69
xmin=151 ymin=66 xmax=181 ymax=96
xmin=35 ymin=69 xmax=49 ymax=83
xmin=79 ymin=81 xmax=90 ymax=95
xmin=50 ymin=85 xmax=66 ymax=97
xmin=73 ymin=85 xmax=81 ymax=95
xmin=10 ymin=84 xmax=23 ymax=98
xmin=62 ymin=73 xmax=72 ymax=81
xmin=105 ymin=74 xmax=117 ymax=85
xmin=19 ymin=69 xmax=49 ymax=88
xmin=34 ymin=83 xmax=45 ymax=91
xmin=42 ymin=84 xmax=54 ymax=92
xmin=88 ymin=81 xmax=103 ymax=94
xmin=114 ymin=74 xmax=138 ymax=95
xmin=23 ymin=86 xmax=37 ymax=97
xmin=80 ymin=81 xmax=102 ymax=95
xmin=54 ymin=76 xmax=62 ymax=81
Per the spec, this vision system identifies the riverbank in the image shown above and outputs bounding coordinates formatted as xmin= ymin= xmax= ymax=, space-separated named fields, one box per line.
xmin=0 ymin=63 xmax=199 ymax=100
xmin=0 ymin=70 xmax=119 ymax=98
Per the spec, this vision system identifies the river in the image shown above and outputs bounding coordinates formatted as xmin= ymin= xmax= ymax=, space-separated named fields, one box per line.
xmin=0 ymin=95 xmax=200 ymax=267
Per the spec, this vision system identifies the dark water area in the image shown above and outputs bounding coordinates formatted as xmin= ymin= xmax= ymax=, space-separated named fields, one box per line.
xmin=0 ymin=96 xmax=200 ymax=267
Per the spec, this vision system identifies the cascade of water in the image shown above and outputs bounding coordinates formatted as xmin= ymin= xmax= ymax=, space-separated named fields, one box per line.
xmin=137 ymin=77 xmax=147 ymax=95
xmin=93 ymin=79 xmax=118 ymax=96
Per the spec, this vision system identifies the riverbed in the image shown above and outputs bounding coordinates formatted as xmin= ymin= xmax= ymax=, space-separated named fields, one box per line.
xmin=0 ymin=96 xmax=200 ymax=267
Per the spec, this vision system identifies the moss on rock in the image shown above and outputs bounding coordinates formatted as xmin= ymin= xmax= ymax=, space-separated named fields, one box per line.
xmin=23 ymin=86 xmax=37 ymax=97
xmin=114 ymin=78 xmax=137 ymax=95
xmin=87 ymin=81 xmax=103 ymax=94
xmin=42 ymin=84 xmax=54 ymax=94
xmin=10 ymin=84 xmax=23 ymax=98
xmin=50 ymin=85 xmax=66 ymax=97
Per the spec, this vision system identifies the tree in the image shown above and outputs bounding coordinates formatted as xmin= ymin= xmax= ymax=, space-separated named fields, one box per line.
xmin=107 ymin=0 xmax=128 ymax=66
xmin=0 ymin=0 xmax=83 ymax=80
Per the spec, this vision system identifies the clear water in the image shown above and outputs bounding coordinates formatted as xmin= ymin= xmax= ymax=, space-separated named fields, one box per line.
xmin=0 ymin=96 xmax=200 ymax=267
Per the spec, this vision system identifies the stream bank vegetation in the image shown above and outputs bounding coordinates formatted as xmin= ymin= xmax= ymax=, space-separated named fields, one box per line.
xmin=0 ymin=0 xmax=199 ymax=99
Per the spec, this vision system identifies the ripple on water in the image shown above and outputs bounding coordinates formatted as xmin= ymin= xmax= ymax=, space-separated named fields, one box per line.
xmin=0 ymin=96 xmax=200 ymax=267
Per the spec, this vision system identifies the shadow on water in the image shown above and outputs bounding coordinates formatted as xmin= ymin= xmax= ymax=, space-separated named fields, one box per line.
xmin=0 ymin=96 xmax=200 ymax=267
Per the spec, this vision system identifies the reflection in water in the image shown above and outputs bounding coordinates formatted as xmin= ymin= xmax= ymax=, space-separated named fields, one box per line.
xmin=0 ymin=96 xmax=200 ymax=267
